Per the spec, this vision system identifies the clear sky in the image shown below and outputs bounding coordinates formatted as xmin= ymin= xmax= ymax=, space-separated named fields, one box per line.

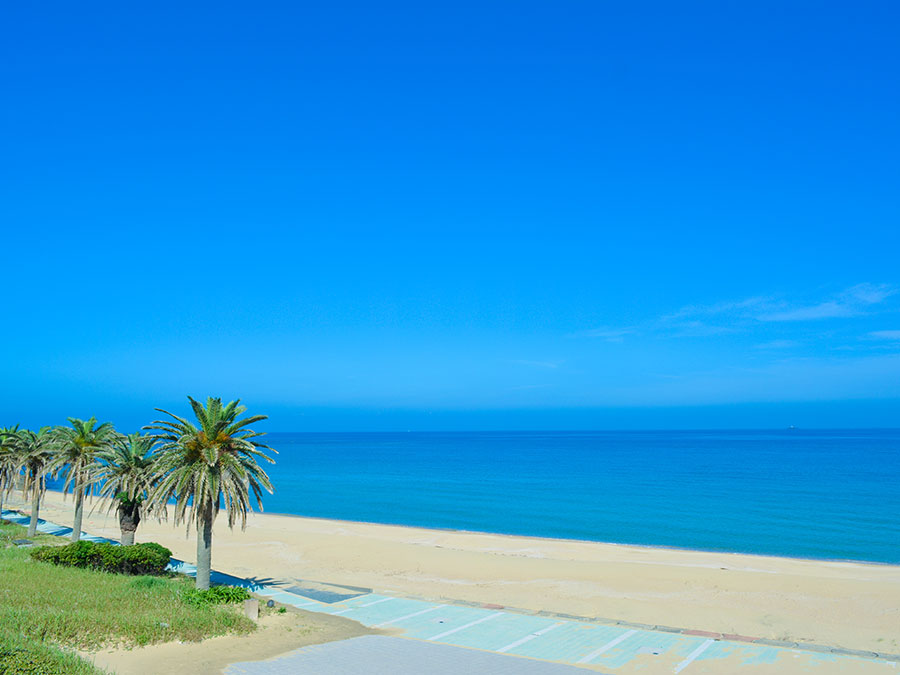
xmin=2 ymin=2 xmax=899 ymax=431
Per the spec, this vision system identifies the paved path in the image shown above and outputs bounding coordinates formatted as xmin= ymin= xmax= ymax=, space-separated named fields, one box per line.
xmin=4 ymin=510 xmax=897 ymax=673
xmin=226 ymin=635 xmax=590 ymax=674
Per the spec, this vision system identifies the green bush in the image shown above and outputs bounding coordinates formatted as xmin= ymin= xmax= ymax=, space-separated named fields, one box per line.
xmin=31 ymin=541 xmax=172 ymax=576
xmin=183 ymin=585 xmax=251 ymax=608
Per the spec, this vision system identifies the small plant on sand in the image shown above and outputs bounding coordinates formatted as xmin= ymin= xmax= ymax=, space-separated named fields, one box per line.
xmin=182 ymin=585 xmax=251 ymax=608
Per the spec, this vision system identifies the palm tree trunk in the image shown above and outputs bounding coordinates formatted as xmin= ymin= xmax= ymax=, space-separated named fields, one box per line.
xmin=27 ymin=478 xmax=41 ymax=537
xmin=0 ymin=476 xmax=5 ymax=517
xmin=71 ymin=484 xmax=84 ymax=542
xmin=196 ymin=502 xmax=214 ymax=590
xmin=118 ymin=501 xmax=140 ymax=546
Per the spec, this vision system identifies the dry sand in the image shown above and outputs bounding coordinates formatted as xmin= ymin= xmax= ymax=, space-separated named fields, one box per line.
xmin=16 ymin=490 xmax=900 ymax=656
xmin=84 ymin=607 xmax=374 ymax=675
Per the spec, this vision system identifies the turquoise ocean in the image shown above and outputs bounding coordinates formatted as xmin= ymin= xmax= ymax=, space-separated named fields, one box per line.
xmin=262 ymin=429 xmax=900 ymax=564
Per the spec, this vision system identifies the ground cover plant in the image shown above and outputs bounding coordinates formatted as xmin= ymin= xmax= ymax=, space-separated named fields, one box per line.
xmin=0 ymin=631 xmax=103 ymax=675
xmin=0 ymin=522 xmax=255 ymax=663
xmin=0 ymin=518 xmax=60 ymax=548
xmin=183 ymin=584 xmax=252 ymax=607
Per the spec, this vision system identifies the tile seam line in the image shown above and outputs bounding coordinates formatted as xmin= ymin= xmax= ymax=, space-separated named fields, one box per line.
xmin=375 ymin=604 xmax=446 ymax=627
xmin=496 ymin=622 xmax=564 ymax=653
xmin=675 ymin=638 xmax=715 ymax=673
xmin=428 ymin=611 xmax=504 ymax=641
xmin=576 ymin=629 xmax=638 ymax=664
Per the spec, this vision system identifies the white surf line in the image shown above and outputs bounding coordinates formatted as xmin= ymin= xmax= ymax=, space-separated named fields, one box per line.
xmin=576 ymin=629 xmax=638 ymax=664
xmin=333 ymin=597 xmax=395 ymax=615
xmin=374 ymin=604 xmax=446 ymax=627
xmin=428 ymin=612 xmax=504 ymax=641
xmin=674 ymin=639 xmax=715 ymax=673
xmin=496 ymin=622 xmax=564 ymax=653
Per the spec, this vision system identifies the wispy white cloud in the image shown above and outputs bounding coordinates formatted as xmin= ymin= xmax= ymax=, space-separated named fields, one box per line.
xmin=758 ymin=283 xmax=896 ymax=322
xmin=754 ymin=339 xmax=800 ymax=350
xmin=574 ymin=283 xmax=897 ymax=344
xmin=867 ymin=330 xmax=900 ymax=341
xmin=574 ymin=327 xmax=635 ymax=342
xmin=662 ymin=296 xmax=774 ymax=322
xmin=841 ymin=282 xmax=897 ymax=305
xmin=665 ymin=283 xmax=895 ymax=325
xmin=668 ymin=321 xmax=736 ymax=337
xmin=758 ymin=301 xmax=854 ymax=322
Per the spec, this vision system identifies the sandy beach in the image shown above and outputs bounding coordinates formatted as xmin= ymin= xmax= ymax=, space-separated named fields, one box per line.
xmin=14 ymin=490 xmax=900 ymax=657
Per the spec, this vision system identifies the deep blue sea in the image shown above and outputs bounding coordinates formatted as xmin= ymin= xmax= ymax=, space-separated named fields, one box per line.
xmin=261 ymin=430 xmax=900 ymax=564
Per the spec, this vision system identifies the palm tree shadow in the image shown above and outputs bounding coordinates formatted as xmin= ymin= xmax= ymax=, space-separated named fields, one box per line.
xmin=231 ymin=574 xmax=371 ymax=604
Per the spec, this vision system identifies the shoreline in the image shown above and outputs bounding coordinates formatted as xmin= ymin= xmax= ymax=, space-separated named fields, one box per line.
xmin=37 ymin=488 xmax=900 ymax=568
xmin=11 ymin=489 xmax=900 ymax=655
xmin=262 ymin=509 xmax=900 ymax=568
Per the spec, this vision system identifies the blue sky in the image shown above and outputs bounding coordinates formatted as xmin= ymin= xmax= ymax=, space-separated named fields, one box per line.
xmin=2 ymin=2 xmax=899 ymax=430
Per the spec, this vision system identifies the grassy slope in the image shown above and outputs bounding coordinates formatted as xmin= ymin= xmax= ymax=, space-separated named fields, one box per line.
xmin=0 ymin=519 xmax=256 ymax=673
xmin=0 ymin=631 xmax=101 ymax=675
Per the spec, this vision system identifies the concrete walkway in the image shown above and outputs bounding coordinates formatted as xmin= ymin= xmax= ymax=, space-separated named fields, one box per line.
xmin=226 ymin=635 xmax=592 ymax=674
xmin=3 ymin=509 xmax=897 ymax=673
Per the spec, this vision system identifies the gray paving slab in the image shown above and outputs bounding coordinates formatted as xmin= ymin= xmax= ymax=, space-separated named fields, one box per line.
xmin=225 ymin=635 xmax=598 ymax=674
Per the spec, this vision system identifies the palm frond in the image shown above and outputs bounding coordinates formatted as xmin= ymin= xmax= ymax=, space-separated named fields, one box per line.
xmin=144 ymin=396 xmax=275 ymax=532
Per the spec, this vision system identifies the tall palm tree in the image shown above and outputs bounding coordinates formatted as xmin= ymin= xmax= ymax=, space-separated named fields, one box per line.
xmin=16 ymin=428 xmax=55 ymax=537
xmin=49 ymin=417 xmax=121 ymax=542
xmin=0 ymin=425 xmax=21 ymax=516
xmin=96 ymin=433 xmax=158 ymax=545
xmin=146 ymin=397 xmax=275 ymax=590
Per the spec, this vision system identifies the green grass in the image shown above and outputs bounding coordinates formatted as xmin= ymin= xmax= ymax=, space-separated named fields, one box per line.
xmin=0 ymin=517 xmax=65 ymax=548
xmin=0 ymin=519 xmax=256 ymax=674
xmin=0 ymin=631 xmax=103 ymax=675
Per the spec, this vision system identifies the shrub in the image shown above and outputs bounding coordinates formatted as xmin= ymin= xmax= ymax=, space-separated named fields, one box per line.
xmin=30 ymin=541 xmax=172 ymax=576
xmin=118 ymin=543 xmax=171 ymax=575
xmin=183 ymin=585 xmax=251 ymax=608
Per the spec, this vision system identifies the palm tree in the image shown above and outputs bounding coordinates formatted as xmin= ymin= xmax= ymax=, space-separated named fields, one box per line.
xmin=49 ymin=417 xmax=121 ymax=542
xmin=0 ymin=425 xmax=21 ymax=516
xmin=16 ymin=428 xmax=55 ymax=537
xmin=146 ymin=397 xmax=275 ymax=590
xmin=95 ymin=433 xmax=158 ymax=545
